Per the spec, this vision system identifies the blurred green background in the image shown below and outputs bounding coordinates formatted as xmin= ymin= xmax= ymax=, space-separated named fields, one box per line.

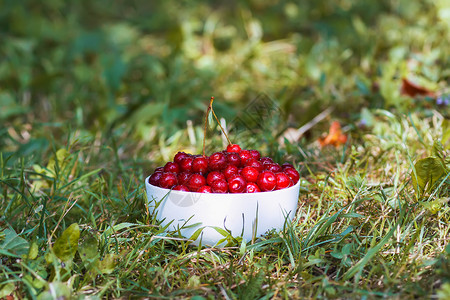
xmin=1 ymin=0 xmax=449 ymax=160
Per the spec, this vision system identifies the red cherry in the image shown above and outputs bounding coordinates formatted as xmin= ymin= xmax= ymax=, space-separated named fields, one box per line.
xmin=159 ymin=172 xmax=178 ymax=189
xmin=208 ymin=152 xmax=227 ymax=171
xmin=260 ymin=157 xmax=274 ymax=165
xmin=284 ymin=168 xmax=300 ymax=184
xmin=226 ymin=144 xmax=242 ymax=153
xmin=241 ymin=166 xmax=259 ymax=183
xmin=148 ymin=172 xmax=163 ymax=186
xmin=174 ymin=152 xmax=191 ymax=164
xmin=192 ymin=156 xmax=208 ymax=173
xmin=206 ymin=171 xmax=226 ymax=186
xmin=257 ymin=171 xmax=276 ymax=191
xmin=249 ymin=150 xmax=261 ymax=161
xmin=197 ymin=185 xmax=213 ymax=193
xmin=154 ymin=167 xmax=164 ymax=173
xmin=187 ymin=174 xmax=206 ymax=191
xmin=179 ymin=157 xmax=194 ymax=172
xmin=282 ymin=163 xmax=295 ymax=170
xmin=164 ymin=161 xmax=180 ymax=173
xmin=211 ymin=179 xmax=228 ymax=193
xmin=226 ymin=153 xmax=241 ymax=167
xmin=275 ymin=172 xmax=292 ymax=190
xmin=245 ymin=182 xmax=261 ymax=193
xmin=228 ymin=174 xmax=247 ymax=193
xmin=177 ymin=172 xmax=192 ymax=185
xmin=238 ymin=150 xmax=252 ymax=166
xmin=245 ymin=159 xmax=263 ymax=172
xmin=265 ymin=163 xmax=282 ymax=173
xmin=223 ymin=164 xmax=239 ymax=179
xmin=173 ymin=185 xmax=190 ymax=192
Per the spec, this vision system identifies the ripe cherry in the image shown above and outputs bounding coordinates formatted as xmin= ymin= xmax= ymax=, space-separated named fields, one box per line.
xmin=149 ymin=172 xmax=163 ymax=186
xmin=284 ymin=168 xmax=300 ymax=184
xmin=275 ymin=172 xmax=292 ymax=190
xmin=246 ymin=182 xmax=261 ymax=193
xmin=211 ymin=178 xmax=228 ymax=193
xmin=249 ymin=150 xmax=261 ymax=161
xmin=226 ymin=153 xmax=241 ymax=167
xmin=245 ymin=159 xmax=263 ymax=172
xmin=206 ymin=171 xmax=226 ymax=186
xmin=192 ymin=156 xmax=208 ymax=173
xmin=282 ymin=163 xmax=295 ymax=170
xmin=164 ymin=161 xmax=180 ymax=173
xmin=173 ymin=185 xmax=190 ymax=192
xmin=208 ymin=152 xmax=227 ymax=171
xmin=228 ymin=174 xmax=247 ymax=193
xmin=223 ymin=164 xmax=239 ymax=179
xmin=159 ymin=172 xmax=178 ymax=189
xmin=187 ymin=174 xmax=206 ymax=191
xmin=238 ymin=150 xmax=252 ymax=166
xmin=154 ymin=167 xmax=164 ymax=173
xmin=226 ymin=144 xmax=242 ymax=153
xmin=197 ymin=185 xmax=213 ymax=193
xmin=177 ymin=172 xmax=192 ymax=185
xmin=174 ymin=152 xmax=190 ymax=164
xmin=265 ymin=163 xmax=282 ymax=173
xmin=260 ymin=157 xmax=274 ymax=165
xmin=241 ymin=166 xmax=259 ymax=183
xmin=179 ymin=157 xmax=194 ymax=172
xmin=257 ymin=171 xmax=276 ymax=191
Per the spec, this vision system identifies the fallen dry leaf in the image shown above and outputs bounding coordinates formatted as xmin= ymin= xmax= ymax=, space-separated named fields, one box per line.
xmin=401 ymin=78 xmax=435 ymax=98
xmin=318 ymin=121 xmax=348 ymax=147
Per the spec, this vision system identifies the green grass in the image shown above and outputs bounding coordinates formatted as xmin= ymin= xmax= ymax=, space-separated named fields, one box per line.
xmin=1 ymin=0 xmax=450 ymax=299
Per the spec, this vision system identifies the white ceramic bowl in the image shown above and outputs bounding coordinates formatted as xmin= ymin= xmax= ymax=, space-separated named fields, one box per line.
xmin=145 ymin=176 xmax=300 ymax=246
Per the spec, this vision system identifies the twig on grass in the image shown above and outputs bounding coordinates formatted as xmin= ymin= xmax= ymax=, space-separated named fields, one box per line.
xmin=280 ymin=106 xmax=335 ymax=144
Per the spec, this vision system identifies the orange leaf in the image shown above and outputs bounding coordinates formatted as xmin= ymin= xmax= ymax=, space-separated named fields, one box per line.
xmin=318 ymin=121 xmax=348 ymax=147
xmin=401 ymin=78 xmax=435 ymax=98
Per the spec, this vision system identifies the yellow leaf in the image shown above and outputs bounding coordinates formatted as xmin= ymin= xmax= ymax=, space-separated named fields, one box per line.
xmin=411 ymin=157 xmax=447 ymax=197
xmin=53 ymin=223 xmax=80 ymax=262
xmin=318 ymin=121 xmax=348 ymax=147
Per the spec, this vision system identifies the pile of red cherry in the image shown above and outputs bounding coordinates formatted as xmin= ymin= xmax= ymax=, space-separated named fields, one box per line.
xmin=148 ymin=144 xmax=300 ymax=193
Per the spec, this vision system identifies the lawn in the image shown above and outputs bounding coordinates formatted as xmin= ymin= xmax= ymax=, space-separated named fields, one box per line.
xmin=1 ymin=0 xmax=449 ymax=299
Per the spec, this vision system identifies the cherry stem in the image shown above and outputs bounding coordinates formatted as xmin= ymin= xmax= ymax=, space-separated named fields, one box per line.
xmin=211 ymin=102 xmax=232 ymax=146
xmin=202 ymin=97 xmax=212 ymax=157
xmin=203 ymin=97 xmax=232 ymax=156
